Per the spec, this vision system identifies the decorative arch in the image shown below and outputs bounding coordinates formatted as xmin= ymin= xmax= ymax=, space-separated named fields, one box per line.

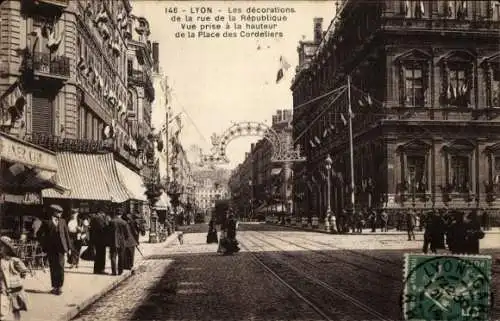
xmin=200 ymin=121 xmax=305 ymax=165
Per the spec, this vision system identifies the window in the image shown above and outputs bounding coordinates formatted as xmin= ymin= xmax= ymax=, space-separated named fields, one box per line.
xmin=444 ymin=1 xmax=468 ymax=19
xmin=491 ymin=66 xmax=500 ymax=107
xmin=405 ymin=68 xmax=424 ymax=106
xmin=451 ymin=155 xmax=469 ymax=192
xmin=493 ymin=1 xmax=500 ymax=21
xmin=494 ymin=156 xmax=500 ymax=184
xmin=447 ymin=67 xmax=470 ymax=107
xmin=407 ymin=155 xmax=427 ymax=193
xmin=404 ymin=1 xmax=426 ymax=18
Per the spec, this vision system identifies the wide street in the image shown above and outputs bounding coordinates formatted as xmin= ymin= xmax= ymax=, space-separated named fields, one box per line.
xmin=73 ymin=223 xmax=500 ymax=321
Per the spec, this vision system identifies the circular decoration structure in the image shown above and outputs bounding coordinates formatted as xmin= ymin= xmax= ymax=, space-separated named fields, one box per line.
xmin=200 ymin=121 xmax=305 ymax=166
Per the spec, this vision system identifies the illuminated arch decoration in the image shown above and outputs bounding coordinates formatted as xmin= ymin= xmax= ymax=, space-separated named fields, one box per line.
xmin=200 ymin=121 xmax=306 ymax=166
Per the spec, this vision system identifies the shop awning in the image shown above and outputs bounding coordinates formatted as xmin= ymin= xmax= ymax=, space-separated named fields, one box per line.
xmin=115 ymin=161 xmax=147 ymax=201
xmin=155 ymin=192 xmax=171 ymax=210
xmin=0 ymin=132 xmax=68 ymax=194
xmin=42 ymin=152 xmax=130 ymax=203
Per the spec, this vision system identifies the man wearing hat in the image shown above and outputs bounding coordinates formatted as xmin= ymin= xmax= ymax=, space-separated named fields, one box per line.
xmin=37 ymin=204 xmax=72 ymax=295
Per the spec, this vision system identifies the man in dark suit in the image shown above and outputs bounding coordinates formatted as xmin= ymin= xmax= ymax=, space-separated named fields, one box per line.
xmin=37 ymin=204 xmax=72 ymax=295
xmin=108 ymin=209 xmax=129 ymax=276
xmin=89 ymin=209 xmax=109 ymax=274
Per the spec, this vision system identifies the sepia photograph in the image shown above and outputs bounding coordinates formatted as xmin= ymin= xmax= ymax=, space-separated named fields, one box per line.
xmin=0 ymin=0 xmax=498 ymax=320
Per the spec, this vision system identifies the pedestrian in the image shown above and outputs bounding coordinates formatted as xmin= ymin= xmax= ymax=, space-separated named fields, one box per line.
xmin=108 ymin=209 xmax=128 ymax=276
xmin=206 ymin=217 xmax=218 ymax=244
xmin=422 ymin=210 xmax=445 ymax=254
xmin=380 ymin=210 xmax=389 ymax=232
xmin=89 ymin=210 xmax=109 ymax=275
xmin=406 ymin=210 xmax=416 ymax=241
xmin=447 ymin=211 xmax=467 ymax=254
xmin=481 ymin=209 xmax=490 ymax=231
xmin=223 ymin=213 xmax=240 ymax=255
xmin=121 ymin=212 xmax=139 ymax=271
xmin=369 ymin=209 xmax=377 ymax=232
xmin=67 ymin=208 xmax=84 ymax=268
xmin=464 ymin=210 xmax=485 ymax=254
xmin=36 ymin=204 xmax=72 ymax=295
xmin=0 ymin=236 xmax=29 ymax=321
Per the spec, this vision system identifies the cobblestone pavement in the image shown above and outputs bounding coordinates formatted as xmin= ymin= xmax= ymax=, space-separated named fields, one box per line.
xmin=73 ymin=223 xmax=500 ymax=321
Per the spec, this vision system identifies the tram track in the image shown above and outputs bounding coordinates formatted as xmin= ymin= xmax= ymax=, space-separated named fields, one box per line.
xmin=240 ymin=232 xmax=395 ymax=321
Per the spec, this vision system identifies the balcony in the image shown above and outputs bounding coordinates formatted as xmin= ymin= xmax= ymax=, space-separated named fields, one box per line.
xmin=25 ymin=51 xmax=70 ymax=80
xmin=35 ymin=0 xmax=69 ymax=8
xmin=128 ymin=69 xmax=155 ymax=101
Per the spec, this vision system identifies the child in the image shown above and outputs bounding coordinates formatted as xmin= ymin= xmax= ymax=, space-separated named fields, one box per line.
xmin=0 ymin=236 xmax=29 ymax=321
xmin=177 ymin=232 xmax=184 ymax=245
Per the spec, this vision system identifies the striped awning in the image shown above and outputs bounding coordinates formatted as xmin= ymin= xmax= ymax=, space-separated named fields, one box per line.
xmin=154 ymin=192 xmax=171 ymax=210
xmin=42 ymin=152 xmax=130 ymax=203
xmin=115 ymin=161 xmax=147 ymax=201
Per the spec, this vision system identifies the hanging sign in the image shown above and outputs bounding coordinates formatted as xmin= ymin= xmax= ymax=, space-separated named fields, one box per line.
xmin=0 ymin=134 xmax=57 ymax=172
xmin=0 ymin=192 xmax=42 ymax=205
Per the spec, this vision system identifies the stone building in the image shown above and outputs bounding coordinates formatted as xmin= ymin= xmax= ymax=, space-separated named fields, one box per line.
xmin=291 ymin=1 xmax=500 ymax=223
xmin=0 ymin=0 xmax=157 ymax=217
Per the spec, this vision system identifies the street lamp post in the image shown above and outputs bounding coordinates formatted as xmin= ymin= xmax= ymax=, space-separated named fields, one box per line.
xmin=325 ymin=155 xmax=337 ymax=233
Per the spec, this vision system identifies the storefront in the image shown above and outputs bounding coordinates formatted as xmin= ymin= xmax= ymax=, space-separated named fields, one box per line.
xmin=114 ymin=160 xmax=150 ymax=227
xmin=0 ymin=132 xmax=66 ymax=238
xmin=42 ymin=152 xmax=130 ymax=215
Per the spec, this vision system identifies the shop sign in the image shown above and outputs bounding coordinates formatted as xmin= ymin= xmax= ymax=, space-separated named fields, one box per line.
xmin=0 ymin=135 xmax=57 ymax=172
xmin=0 ymin=192 xmax=42 ymax=205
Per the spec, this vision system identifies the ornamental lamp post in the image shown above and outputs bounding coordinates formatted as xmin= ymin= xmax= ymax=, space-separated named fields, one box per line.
xmin=325 ymin=154 xmax=337 ymax=233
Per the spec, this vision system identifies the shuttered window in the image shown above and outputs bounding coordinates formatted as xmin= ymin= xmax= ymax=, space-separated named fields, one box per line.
xmin=32 ymin=94 xmax=53 ymax=135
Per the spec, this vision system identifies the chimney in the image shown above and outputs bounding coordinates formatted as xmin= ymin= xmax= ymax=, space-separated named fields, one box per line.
xmin=313 ymin=17 xmax=323 ymax=44
xmin=152 ymin=42 xmax=159 ymax=73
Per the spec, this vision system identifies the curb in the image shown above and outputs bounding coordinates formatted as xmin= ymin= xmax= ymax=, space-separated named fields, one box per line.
xmin=267 ymin=222 xmax=500 ymax=236
xmin=59 ymin=232 xmax=180 ymax=321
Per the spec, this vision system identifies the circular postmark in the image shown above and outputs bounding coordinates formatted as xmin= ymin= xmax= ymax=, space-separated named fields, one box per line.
xmin=402 ymin=254 xmax=492 ymax=321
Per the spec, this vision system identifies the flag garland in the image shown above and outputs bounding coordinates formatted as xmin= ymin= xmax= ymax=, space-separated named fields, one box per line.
xmin=276 ymin=55 xmax=291 ymax=83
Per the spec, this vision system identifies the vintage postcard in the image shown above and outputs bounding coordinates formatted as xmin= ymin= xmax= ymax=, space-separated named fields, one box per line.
xmin=0 ymin=0 xmax=498 ymax=320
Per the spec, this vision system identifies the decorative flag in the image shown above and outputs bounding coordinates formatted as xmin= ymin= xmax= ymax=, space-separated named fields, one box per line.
xmin=340 ymin=113 xmax=347 ymax=125
xmin=276 ymin=56 xmax=291 ymax=83
xmin=348 ymin=105 xmax=355 ymax=118
xmin=320 ymin=170 xmax=327 ymax=181
xmin=420 ymin=1 xmax=425 ymax=15
xmin=322 ymin=128 xmax=329 ymax=138
xmin=447 ymin=84 xmax=452 ymax=99
xmin=314 ymin=136 xmax=321 ymax=144
xmin=309 ymin=140 xmax=316 ymax=148
xmin=405 ymin=0 xmax=411 ymax=16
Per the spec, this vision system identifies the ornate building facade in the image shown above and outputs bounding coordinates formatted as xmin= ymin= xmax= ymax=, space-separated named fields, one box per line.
xmin=0 ymin=0 xmax=157 ymax=216
xmin=292 ymin=1 xmax=500 ymax=222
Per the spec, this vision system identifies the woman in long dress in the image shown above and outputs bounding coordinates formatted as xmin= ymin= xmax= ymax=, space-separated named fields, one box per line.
xmin=206 ymin=218 xmax=218 ymax=244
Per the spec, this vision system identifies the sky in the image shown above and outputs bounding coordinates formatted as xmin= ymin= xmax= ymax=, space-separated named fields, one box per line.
xmin=132 ymin=1 xmax=337 ymax=170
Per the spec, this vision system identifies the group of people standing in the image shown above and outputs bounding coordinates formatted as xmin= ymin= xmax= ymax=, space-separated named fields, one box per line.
xmin=418 ymin=209 xmax=485 ymax=255
xmin=207 ymin=210 xmax=240 ymax=255
xmin=32 ymin=204 xmax=145 ymax=295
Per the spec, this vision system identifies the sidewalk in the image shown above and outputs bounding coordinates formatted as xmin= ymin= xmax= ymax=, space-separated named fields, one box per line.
xmin=21 ymin=232 xmax=180 ymax=321
xmin=267 ymin=221 xmax=500 ymax=236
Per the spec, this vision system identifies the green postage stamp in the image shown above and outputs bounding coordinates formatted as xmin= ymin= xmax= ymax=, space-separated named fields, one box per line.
xmin=403 ymin=254 xmax=492 ymax=321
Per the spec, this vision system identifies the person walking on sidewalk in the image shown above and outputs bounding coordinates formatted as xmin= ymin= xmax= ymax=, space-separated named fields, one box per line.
xmin=67 ymin=208 xmax=84 ymax=269
xmin=122 ymin=212 xmax=140 ymax=270
xmin=406 ymin=210 xmax=416 ymax=241
xmin=37 ymin=204 xmax=72 ymax=295
xmin=89 ymin=210 xmax=109 ymax=274
xmin=108 ymin=210 xmax=128 ymax=276
xmin=0 ymin=236 xmax=29 ymax=321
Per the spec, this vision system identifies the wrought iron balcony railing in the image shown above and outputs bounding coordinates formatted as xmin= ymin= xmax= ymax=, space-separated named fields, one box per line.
xmin=24 ymin=134 xmax=112 ymax=153
xmin=35 ymin=0 xmax=69 ymax=8
xmin=30 ymin=51 xmax=70 ymax=79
